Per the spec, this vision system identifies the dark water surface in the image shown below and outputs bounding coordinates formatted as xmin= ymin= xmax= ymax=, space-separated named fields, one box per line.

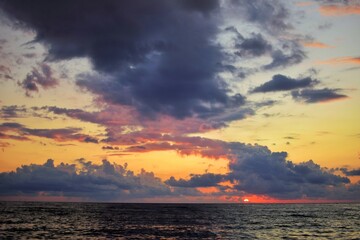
xmin=0 ymin=202 xmax=359 ymax=239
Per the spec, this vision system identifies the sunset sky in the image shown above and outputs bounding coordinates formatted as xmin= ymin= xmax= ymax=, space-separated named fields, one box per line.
xmin=0 ymin=0 xmax=359 ymax=203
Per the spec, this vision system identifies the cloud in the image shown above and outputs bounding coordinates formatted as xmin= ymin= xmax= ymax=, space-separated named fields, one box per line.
xmin=0 ymin=0 xmax=307 ymax=120
xmin=0 ymin=122 xmax=99 ymax=143
xmin=225 ymin=1 xmax=307 ymax=71
xmin=166 ymin=142 xmax=360 ymax=201
xmin=0 ymin=141 xmax=11 ymax=148
xmin=0 ymin=0 xmax=246 ymax=119
xmin=0 ymin=159 xmax=178 ymax=201
xmin=0 ymin=105 xmax=27 ymax=118
xmin=42 ymin=105 xmax=138 ymax=127
xmin=102 ymin=146 xmax=120 ymax=150
xmin=226 ymin=142 xmax=357 ymax=200
xmin=19 ymin=63 xmax=58 ymax=96
xmin=302 ymin=41 xmax=333 ymax=48
xmin=41 ymin=103 xmax=256 ymax=139
xmin=251 ymin=74 xmax=318 ymax=93
xmin=234 ymin=33 xmax=273 ymax=58
xmin=263 ymin=48 xmax=306 ymax=70
xmin=319 ymin=5 xmax=360 ymax=15
xmin=0 ymin=141 xmax=359 ymax=201
xmin=165 ymin=173 xmax=225 ymax=188
xmin=315 ymin=0 xmax=360 ymax=15
xmin=317 ymin=56 xmax=360 ymax=65
xmin=341 ymin=168 xmax=360 ymax=176
xmin=178 ymin=0 xmax=219 ymax=13
xmin=296 ymin=2 xmax=315 ymax=7
xmin=0 ymin=64 xmax=12 ymax=80
xmin=291 ymin=88 xmax=348 ymax=103
xmin=230 ymin=0 xmax=291 ymax=34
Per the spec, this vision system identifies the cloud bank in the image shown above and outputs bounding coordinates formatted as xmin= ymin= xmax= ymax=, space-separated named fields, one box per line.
xmin=1 ymin=143 xmax=359 ymax=202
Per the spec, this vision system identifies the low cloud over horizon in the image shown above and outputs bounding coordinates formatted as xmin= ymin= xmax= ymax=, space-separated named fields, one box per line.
xmin=1 ymin=141 xmax=359 ymax=202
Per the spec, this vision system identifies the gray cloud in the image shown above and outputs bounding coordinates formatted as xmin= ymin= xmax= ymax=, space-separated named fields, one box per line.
xmin=166 ymin=142 xmax=359 ymax=201
xmin=102 ymin=146 xmax=120 ymax=150
xmin=19 ymin=63 xmax=58 ymax=96
xmin=316 ymin=0 xmax=356 ymax=5
xmin=0 ymin=105 xmax=27 ymax=118
xmin=231 ymin=0 xmax=291 ymax=34
xmin=0 ymin=0 xmax=246 ymax=119
xmin=0 ymin=64 xmax=12 ymax=80
xmin=179 ymin=0 xmax=219 ymax=13
xmin=227 ymin=143 xmax=353 ymax=199
xmin=234 ymin=33 xmax=273 ymax=58
xmin=341 ymin=168 xmax=360 ymax=176
xmin=0 ymin=0 xmax=307 ymax=120
xmin=165 ymin=173 xmax=225 ymax=188
xmin=0 ymin=139 xmax=359 ymax=201
xmin=292 ymin=88 xmax=348 ymax=103
xmin=0 ymin=159 xmax=178 ymax=201
xmin=251 ymin=74 xmax=318 ymax=93
xmin=263 ymin=48 xmax=306 ymax=70
xmin=0 ymin=122 xmax=99 ymax=143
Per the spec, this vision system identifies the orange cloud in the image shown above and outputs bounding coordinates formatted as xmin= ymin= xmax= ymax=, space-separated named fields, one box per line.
xmin=303 ymin=41 xmax=333 ymax=48
xmin=295 ymin=2 xmax=314 ymax=7
xmin=319 ymin=5 xmax=360 ymax=16
xmin=317 ymin=56 xmax=360 ymax=65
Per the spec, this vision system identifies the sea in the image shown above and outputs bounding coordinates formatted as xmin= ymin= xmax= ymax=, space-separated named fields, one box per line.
xmin=0 ymin=202 xmax=359 ymax=239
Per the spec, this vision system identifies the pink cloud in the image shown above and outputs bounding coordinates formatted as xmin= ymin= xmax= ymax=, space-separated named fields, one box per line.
xmin=317 ymin=56 xmax=360 ymax=65
xmin=303 ymin=41 xmax=333 ymax=48
xmin=319 ymin=5 xmax=360 ymax=16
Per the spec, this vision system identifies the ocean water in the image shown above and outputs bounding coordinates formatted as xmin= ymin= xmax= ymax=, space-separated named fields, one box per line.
xmin=0 ymin=202 xmax=359 ymax=239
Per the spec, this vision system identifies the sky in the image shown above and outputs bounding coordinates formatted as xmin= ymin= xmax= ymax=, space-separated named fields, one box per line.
xmin=0 ymin=0 xmax=359 ymax=203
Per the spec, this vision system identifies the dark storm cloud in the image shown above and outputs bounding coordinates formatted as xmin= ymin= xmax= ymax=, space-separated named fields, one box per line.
xmin=0 ymin=0 xmax=247 ymax=119
xmin=291 ymin=88 xmax=348 ymax=103
xmin=251 ymin=74 xmax=318 ymax=93
xmin=19 ymin=63 xmax=58 ymax=96
xmin=165 ymin=173 xmax=225 ymax=188
xmin=0 ymin=159 xmax=178 ymax=201
xmin=0 ymin=122 xmax=99 ymax=143
xmin=179 ymin=0 xmax=219 ymax=13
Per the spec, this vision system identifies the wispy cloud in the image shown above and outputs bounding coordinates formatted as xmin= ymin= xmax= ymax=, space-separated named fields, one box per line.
xmin=295 ymin=2 xmax=315 ymax=7
xmin=319 ymin=5 xmax=360 ymax=16
xmin=292 ymin=88 xmax=348 ymax=103
xmin=19 ymin=63 xmax=58 ymax=96
xmin=317 ymin=56 xmax=360 ymax=65
xmin=0 ymin=122 xmax=99 ymax=144
xmin=302 ymin=41 xmax=334 ymax=48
